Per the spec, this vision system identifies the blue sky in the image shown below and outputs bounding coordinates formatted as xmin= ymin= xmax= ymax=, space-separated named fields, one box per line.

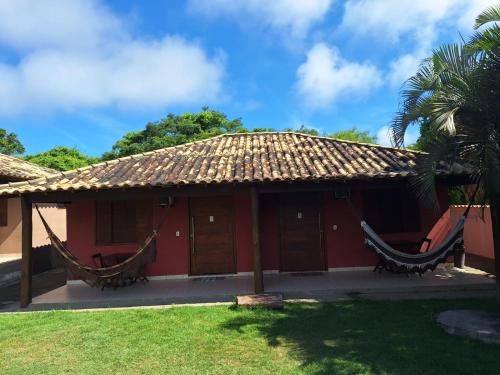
xmin=0 ymin=0 xmax=495 ymax=156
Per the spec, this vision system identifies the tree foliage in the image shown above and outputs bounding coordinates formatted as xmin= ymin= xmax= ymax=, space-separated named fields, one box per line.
xmin=330 ymin=127 xmax=377 ymax=143
xmin=406 ymin=117 xmax=439 ymax=151
xmin=390 ymin=4 xmax=500 ymax=245
xmin=0 ymin=128 xmax=25 ymax=155
xmin=23 ymin=147 xmax=99 ymax=171
xmin=102 ymin=108 xmax=245 ymax=160
xmin=102 ymin=108 xmax=380 ymax=160
xmin=283 ymin=125 xmax=320 ymax=136
xmin=391 ymin=5 xmax=500 ymax=206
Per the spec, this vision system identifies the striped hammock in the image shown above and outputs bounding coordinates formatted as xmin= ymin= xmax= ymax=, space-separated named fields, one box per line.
xmin=361 ymin=217 xmax=465 ymax=275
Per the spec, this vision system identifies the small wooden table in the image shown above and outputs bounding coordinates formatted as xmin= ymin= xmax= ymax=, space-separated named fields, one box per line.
xmin=101 ymin=252 xmax=134 ymax=267
xmin=92 ymin=252 xmax=149 ymax=288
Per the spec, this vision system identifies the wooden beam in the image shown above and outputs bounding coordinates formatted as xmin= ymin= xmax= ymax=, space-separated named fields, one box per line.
xmin=250 ymin=187 xmax=264 ymax=294
xmin=7 ymin=174 xmax=473 ymax=204
xmin=25 ymin=184 xmax=252 ymax=203
xmin=20 ymin=196 xmax=33 ymax=308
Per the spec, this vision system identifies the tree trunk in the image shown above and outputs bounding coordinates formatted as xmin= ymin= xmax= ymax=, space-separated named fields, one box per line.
xmin=490 ymin=194 xmax=500 ymax=282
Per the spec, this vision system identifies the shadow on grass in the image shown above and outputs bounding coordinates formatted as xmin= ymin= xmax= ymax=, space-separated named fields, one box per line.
xmin=221 ymin=299 xmax=500 ymax=375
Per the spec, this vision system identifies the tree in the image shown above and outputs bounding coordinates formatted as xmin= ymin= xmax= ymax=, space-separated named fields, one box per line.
xmin=251 ymin=127 xmax=276 ymax=133
xmin=102 ymin=108 xmax=246 ymax=160
xmin=103 ymin=107 xmax=383 ymax=161
xmin=24 ymin=147 xmax=99 ymax=171
xmin=282 ymin=125 xmax=378 ymax=143
xmin=330 ymin=127 xmax=377 ymax=144
xmin=0 ymin=128 xmax=25 ymax=155
xmin=283 ymin=125 xmax=320 ymax=136
xmin=390 ymin=5 xmax=500 ymax=279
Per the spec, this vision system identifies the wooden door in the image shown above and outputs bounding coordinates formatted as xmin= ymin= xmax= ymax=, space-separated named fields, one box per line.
xmin=189 ymin=197 xmax=236 ymax=275
xmin=280 ymin=194 xmax=325 ymax=272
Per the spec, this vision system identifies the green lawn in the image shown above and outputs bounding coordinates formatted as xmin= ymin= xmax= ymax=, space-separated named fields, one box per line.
xmin=1 ymin=299 xmax=499 ymax=375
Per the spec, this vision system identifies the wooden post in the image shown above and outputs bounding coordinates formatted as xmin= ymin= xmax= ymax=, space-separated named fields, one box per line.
xmin=20 ymin=196 xmax=33 ymax=308
xmin=490 ymin=195 xmax=500 ymax=283
xmin=454 ymin=243 xmax=465 ymax=269
xmin=250 ymin=187 xmax=264 ymax=294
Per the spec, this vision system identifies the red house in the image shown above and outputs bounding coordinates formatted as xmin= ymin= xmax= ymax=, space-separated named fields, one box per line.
xmin=0 ymin=133 xmax=470 ymax=306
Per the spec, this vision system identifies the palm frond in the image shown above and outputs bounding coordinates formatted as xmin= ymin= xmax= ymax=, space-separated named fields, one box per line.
xmin=389 ymin=5 xmax=500 ymax=218
xmin=474 ymin=5 xmax=500 ymax=29
xmin=469 ymin=24 xmax=500 ymax=53
xmin=431 ymin=107 xmax=459 ymax=134
xmin=409 ymin=135 xmax=454 ymax=211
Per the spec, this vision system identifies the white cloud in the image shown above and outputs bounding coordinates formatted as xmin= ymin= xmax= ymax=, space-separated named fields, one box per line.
xmin=0 ymin=0 xmax=124 ymax=51
xmin=456 ymin=0 xmax=497 ymax=30
xmin=388 ymin=53 xmax=423 ymax=87
xmin=187 ymin=0 xmax=333 ymax=39
xmin=340 ymin=0 xmax=498 ymax=86
xmin=0 ymin=0 xmax=224 ymax=116
xmin=341 ymin=0 xmax=453 ymax=43
xmin=377 ymin=125 xmax=419 ymax=147
xmin=296 ymin=43 xmax=382 ymax=109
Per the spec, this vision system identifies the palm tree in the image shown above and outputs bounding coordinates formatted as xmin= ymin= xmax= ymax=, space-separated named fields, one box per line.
xmin=391 ymin=5 xmax=500 ymax=280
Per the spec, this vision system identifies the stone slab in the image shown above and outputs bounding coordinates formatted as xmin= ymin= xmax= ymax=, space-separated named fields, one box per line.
xmin=237 ymin=293 xmax=283 ymax=309
xmin=436 ymin=310 xmax=500 ymax=344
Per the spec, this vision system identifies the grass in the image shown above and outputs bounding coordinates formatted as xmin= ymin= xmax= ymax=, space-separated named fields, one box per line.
xmin=0 ymin=299 xmax=499 ymax=375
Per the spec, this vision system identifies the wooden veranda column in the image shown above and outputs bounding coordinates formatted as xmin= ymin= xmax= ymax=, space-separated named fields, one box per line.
xmin=20 ymin=196 xmax=33 ymax=308
xmin=250 ymin=187 xmax=264 ymax=294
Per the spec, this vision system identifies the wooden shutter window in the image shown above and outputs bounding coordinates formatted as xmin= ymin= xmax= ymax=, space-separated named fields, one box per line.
xmin=363 ymin=189 xmax=421 ymax=234
xmin=136 ymin=200 xmax=153 ymax=242
xmin=96 ymin=201 xmax=113 ymax=245
xmin=96 ymin=201 xmax=139 ymax=245
xmin=0 ymin=199 xmax=7 ymax=227
xmin=112 ymin=201 xmax=137 ymax=244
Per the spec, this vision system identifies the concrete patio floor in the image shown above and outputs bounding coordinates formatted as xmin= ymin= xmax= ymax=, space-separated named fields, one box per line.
xmin=22 ymin=265 xmax=498 ymax=310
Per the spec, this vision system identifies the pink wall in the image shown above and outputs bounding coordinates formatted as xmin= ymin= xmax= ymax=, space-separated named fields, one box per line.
xmin=440 ymin=206 xmax=494 ymax=259
xmin=416 ymin=204 xmax=494 ymax=260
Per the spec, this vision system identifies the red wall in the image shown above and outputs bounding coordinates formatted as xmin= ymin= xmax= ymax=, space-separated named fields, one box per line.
xmin=66 ymin=194 xmax=254 ymax=277
xmin=67 ymin=200 xmax=143 ymax=267
xmin=259 ymin=185 xmax=449 ymax=270
xmin=66 ymin=185 xmax=451 ymax=276
xmin=323 ymin=190 xmax=377 ymax=268
xmin=150 ymin=197 xmax=189 ymax=276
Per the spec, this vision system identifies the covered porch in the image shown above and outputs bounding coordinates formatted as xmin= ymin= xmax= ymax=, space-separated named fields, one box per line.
xmin=3 ymin=132 xmax=494 ymax=308
xmin=13 ymin=180 xmax=490 ymax=308
xmin=27 ymin=266 xmax=497 ymax=310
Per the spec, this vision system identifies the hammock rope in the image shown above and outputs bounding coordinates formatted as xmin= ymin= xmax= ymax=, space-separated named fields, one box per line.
xmin=35 ymin=204 xmax=169 ymax=288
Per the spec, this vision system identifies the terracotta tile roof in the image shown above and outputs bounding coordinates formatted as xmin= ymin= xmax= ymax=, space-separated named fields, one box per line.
xmin=0 ymin=132 xmax=469 ymax=196
xmin=0 ymin=153 xmax=56 ymax=181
